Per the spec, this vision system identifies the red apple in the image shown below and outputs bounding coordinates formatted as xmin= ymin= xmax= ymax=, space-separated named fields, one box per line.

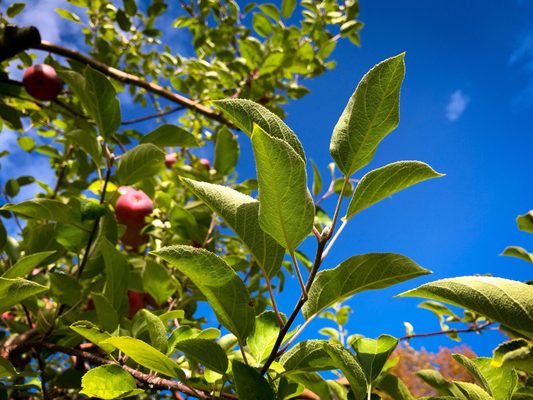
xmin=165 ymin=153 xmax=177 ymax=168
xmin=120 ymin=225 xmax=149 ymax=248
xmin=128 ymin=290 xmax=145 ymax=318
xmin=22 ymin=64 xmax=63 ymax=101
xmin=115 ymin=188 xmax=154 ymax=227
xmin=1 ymin=311 xmax=14 ymax=320
xmin=199 ymin=158 xmax=211 ymax=170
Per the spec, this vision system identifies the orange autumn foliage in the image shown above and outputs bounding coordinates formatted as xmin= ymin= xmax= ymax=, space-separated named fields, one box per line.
xmin=389 ymin=343 xmax=477 ymax=396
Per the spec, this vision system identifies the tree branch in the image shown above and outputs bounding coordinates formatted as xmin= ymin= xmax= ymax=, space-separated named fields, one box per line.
xmin=32 ymin=40 xmax=228 ymax=125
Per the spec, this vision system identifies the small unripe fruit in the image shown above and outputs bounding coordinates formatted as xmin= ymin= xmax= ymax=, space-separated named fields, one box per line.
xmin=22 ymin=64 xmax=63 ymax=101
xmin=165 ymin=153 xmax=177 ymax=168
xmin=199 ymin=158 xmax=211 ymax=170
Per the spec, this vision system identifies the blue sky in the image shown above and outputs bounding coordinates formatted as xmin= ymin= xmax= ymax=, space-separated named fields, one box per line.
xmin=2 ymin=1 xmax=533 ymax=357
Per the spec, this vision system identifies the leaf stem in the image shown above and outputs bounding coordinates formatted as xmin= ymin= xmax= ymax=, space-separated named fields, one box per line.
xmin=262 ymin=270 xmax=284 ymax=327
xmin=289 ymin=251 xmax=307 ymax=300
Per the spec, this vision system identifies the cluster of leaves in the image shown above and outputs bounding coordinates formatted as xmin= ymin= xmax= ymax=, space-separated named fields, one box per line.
xmin=0 ymin=1 xmax=532 ymax=399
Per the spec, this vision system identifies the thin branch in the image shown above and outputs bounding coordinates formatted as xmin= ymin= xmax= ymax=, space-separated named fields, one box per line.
xmin=399 ymin=321 xmax=495 ymax=342
xmin=277 ymin=314 xmax=316 ymax=356
xmin=51 ymin=144 xmax=74 ymax=199
xmin=260 ymin=236 xmax=329 ymax=374
xmin=121 ymin=105 xmax=185 ymax=125
xmin=33 ymin=41 xmax=228 ymax=125
xmin=35 ymin=343 xmax=230 ymax=400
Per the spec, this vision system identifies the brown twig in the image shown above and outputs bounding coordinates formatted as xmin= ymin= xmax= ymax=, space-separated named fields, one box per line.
xmin=33 ymin=40 xmax=228 ymax=125
xmin=36 ymin=343 xmax=235 ymax=400
xmin=121 ymin=105 xmax=185 ymax=125
xmin=399 ymin=321 xmax=494 ymax=341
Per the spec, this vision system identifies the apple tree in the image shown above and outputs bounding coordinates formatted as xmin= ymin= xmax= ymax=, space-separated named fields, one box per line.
xmin=0 ymin=1 xmax=532 ymax=399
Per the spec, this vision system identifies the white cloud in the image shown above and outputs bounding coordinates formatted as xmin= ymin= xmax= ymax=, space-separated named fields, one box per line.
xmin=445 ymin=90 xmax=470 ymax=121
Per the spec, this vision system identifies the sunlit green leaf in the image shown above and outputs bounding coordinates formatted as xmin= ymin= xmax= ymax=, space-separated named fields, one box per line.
xmin=80 ymin=365 xmax=143 ymax=399
xmin=345 ymin=161 xmax=443 ymax=219
xmin=251 ymin=124 xmax=314 ymax=250
xmin=153 ymin=246 xmax=255 ymax=341
xmin=330 ymin=53 xmax=405 ymax=176
xmin=399 ymin=276 xmax=533 ymax=337
xmin=303 ymin=253 xmax=430 ymax=319
xmin=103 ymin=336 xmax=181 ymax=378
xmin=174 ymin=339 xmax=228 ymax=374
xmin=116 ymin=143 xmax=165 ymax=184
xmin=0 ymin=277 xmax=47 ymax=313
xmin=181 ymin=178 xmax=284 ymax=278
xmin=140 ymin=124 xmax=198 ymax=148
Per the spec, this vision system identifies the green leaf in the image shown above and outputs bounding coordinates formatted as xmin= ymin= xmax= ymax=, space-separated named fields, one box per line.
xmin=352 ymin=334 xmax=398 ymax=382
xmin=65 ymin=129 xmax=103 ymax=166
xmin=311 ymin=159 xmax=322 ymax=196
xmin=6 ymin=3 xmax=26 ymax=17
xmin=140 ymin=124 xmax=199 ymax=148
xmin=252 ymin=13 xmax=273 ymax=37
xmin=281 ymin=0 xmax=296 ymax=18
xmin=247 ymin=311 xmax=282 ymax=365
xmin=153 ymin=246 xmax=255 ymax=341
xmin=181 ymin=178 xmax=284 ymax=278
xmin=377 ymin=373 xmax=415 ymax=400
xmin=416 ymin=369 xmax=457 ymax=397
xmin=259 ymin=4 xmax=280 ymax=21
xmin=174 ymin=339 xmax=228 ymax=374
xmin=517 ymin=211 xmax=533 ymax=233
xmin=80 ymin=365 xmax=143 ymax=399
xmin=1 ymin=199 xmax=82 ymax=225
xmin=59 ymin=68 xmax=120 ymax=138
xmin=92 ymin=293 xmax=119 ymax=333
xmin=280 ymin=340 xmax=339 ymax=372
xmin=493 ymin=339 xmax=533 ymax=374
xmin=214 ymin=99 xmax=305 ymax=160
xmin=100 ymin=239 xmax=129 ymax=312
xmin=70 ymin=321 xmax=115 ymax=353
xmin=142 ymin=260 xmax=178 ymax=305
xmin=49 ymin=272 xmax=82 ymax=306
xmin=251 ymin=124 xmax=315 ymax=251
xmin=398 ymin=276 xmax=533 ymax=338
xmin=2 ymin=251 xmax=55 ymax=279
xmin=123 ymin=0 xmax=137 ymax=15
xmin=102 ymin=336 xmax=181 ymax=378
xmin=232 ymin=360 xmax=275 ymax=400
xmin=330 ymin=53 xmax=405 ymax=176
xmin=83 ymin=67 xmax=121 ymax=137
xmin=345 ymin=161 xmax=443 ymax=219
xmin=303 ymin=253 xmax=431 ymax=319
xmin=470 ymin=357 xmax=517 ymax=400
xmin=0 ymin=221 xmax=6 ymax=253
xmin=55 ymin=8 xmax=81 ymax=23
xmin=116 ymin=143 xmax=165 ymax=185
xmin=214 ymin=127 xmax=239 ymax=175
xmin=0 ymin=277 xmax=48 ymax=313
xmin=452 ymin=354 xmax=492 ymax=395
xmin=0 ymin=357 xmax=19 ymax=378
xmin=136 ymin=309 xmax=168 ymax=353
xmin=501 ymin=246 xmax=533 ymax=264
xmin=280 ymin=340 xmax=367 ymax=398
xmin=454 ymin=382 xmax=493 ymax=400
xmin=324 ymin=344 xmax=367 ymax=400
xmin=17 ymin=136 xmax=35 ymax=152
